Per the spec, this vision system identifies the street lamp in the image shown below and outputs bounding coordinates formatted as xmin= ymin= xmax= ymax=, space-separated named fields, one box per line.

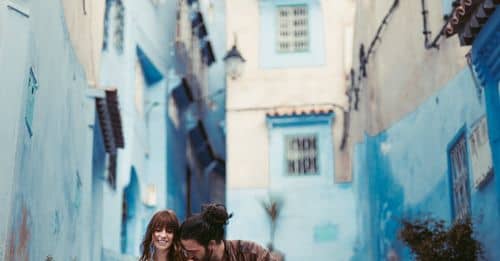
xmin=223 ymin=34 xmax=246 ymax=80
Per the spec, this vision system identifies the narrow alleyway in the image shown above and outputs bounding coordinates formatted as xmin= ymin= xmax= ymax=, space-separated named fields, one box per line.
xmin=1 ymin=0 xmax=499 ymax=260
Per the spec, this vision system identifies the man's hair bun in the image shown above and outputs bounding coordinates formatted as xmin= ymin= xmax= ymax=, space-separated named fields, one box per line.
xmin=201 ymin=203 xmax=233 ymax=226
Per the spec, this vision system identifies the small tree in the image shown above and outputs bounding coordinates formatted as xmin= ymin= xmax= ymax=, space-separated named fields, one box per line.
xmin=260 ymin=193 xmax=284 ymax=251
xmin=398 ymin=216 xmax=483 ymax=260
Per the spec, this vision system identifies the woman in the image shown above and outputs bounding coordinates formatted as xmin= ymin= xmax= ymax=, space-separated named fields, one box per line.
xmin=140 ymin=209 xmax=184 ymax=261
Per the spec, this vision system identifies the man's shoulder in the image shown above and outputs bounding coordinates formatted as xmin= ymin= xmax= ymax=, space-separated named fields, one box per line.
xmin=226 ymin=240 xmax=277 ymax=260
xmin=228 ymin=240 xmax=265 ymax=252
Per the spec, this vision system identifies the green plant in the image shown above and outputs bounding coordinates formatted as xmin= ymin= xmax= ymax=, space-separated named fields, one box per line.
xmin=398 ymin=216 xmax=483 ymax=261
xmin=260 ymin=193 xmax=284 ymax=251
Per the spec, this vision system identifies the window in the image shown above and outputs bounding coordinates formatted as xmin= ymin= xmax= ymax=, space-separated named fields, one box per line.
xmin=276 ymin=5 xmax=309 ymax=52
xmin=267 ymin=113 xmax=335 ymax=189
xmin=102 ymin=0 xmax=112 ymax=50
xmin=285 ymin=134 xmax=318 ymax=175
xmin=25 ymin=68 xmax=38 ymax=137
xmin=102 ymin=0 xmax=125 ymax=53
xmin=259 ymin=0 xmax=325 ymax=68
xmin=115 ymin=0 xmax=125 ymax=53
xmin=449 ymin=133 xmax=471 ymax=220
xmin=469 ymin=117 xmax=493 ymax=188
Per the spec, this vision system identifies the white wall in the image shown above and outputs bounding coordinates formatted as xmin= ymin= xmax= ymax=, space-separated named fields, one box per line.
xmin=225 ymin=0 xmax=358 ymax=259
xmin=225 ymin=0 xmax=354 ymax=189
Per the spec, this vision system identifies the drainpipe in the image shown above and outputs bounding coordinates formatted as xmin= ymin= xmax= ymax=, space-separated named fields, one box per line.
xmin=421 ymin=0 xmax=432 ymax=47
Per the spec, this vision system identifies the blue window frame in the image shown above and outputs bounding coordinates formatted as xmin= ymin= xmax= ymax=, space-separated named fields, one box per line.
xmin=447 ymin=129 xmax=471 ymax=220
xmin=267 ymin=113 xmax=334 ymax=189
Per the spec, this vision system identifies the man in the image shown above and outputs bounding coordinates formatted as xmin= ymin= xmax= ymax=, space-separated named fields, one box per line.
xmin=180 ymin=203 xmax=277 ymax=261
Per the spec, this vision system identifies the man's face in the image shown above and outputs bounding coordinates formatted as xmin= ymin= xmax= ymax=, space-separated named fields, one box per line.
xmin=181 ymin=239 xmax=212 ymax=261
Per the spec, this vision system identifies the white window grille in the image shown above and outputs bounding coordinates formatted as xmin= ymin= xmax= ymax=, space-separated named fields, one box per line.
xmin=469 ymin=117 xmax=494 ymax=188
xmin=102 ymin=0 xmax=112 ymax=50
xmin=449 ymin=134 xmax=471 ymax=220
xmin=102 ymin=0 xmax=125 ymax=53
xmin=285 ymin=134 xmax=318 ymax=175
xmin=276 ymin=5 xmax=309 ymax=52
xmin=114 ymin=0 xmax=125 ymax=53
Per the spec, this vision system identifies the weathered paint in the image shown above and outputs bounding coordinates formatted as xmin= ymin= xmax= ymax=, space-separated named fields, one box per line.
xmin=7 ymin=203 xmax=30 ymax=261
xmin=0 ymin=1 xmax=31 ymax=257
xmin=0 ymin=0 xmax=99 ymax=259
xmin=352 ymin=69 xmax=500 ymax=260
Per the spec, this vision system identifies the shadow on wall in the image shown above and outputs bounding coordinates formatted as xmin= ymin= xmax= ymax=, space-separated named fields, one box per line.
xmin=353 ymin=133 xmax=407 ymax=260
xmin=121 ymin=168 xmax=140 ymax=255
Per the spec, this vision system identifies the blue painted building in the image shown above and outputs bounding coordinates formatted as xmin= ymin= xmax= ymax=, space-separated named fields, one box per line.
xmin=0 ymin=0 xmax=124 ymax=259
xmin=166 ymin=0 xmax=226 ymax=220
xmin=351 ymin=70 xmax=500 ymax=260
xmin=349 ymin=0 xmax=500 ymax=259
xmin=0 ymin=0 xmax=225 ymax=259
xmin=471 ymin=7 xmax=500 ymax=210
xmin=97 ymin=0 xmax=189 ymax=258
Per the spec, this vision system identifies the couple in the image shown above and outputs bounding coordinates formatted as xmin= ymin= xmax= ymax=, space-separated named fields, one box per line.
xmin=140 ymin=203 xmax=277 ymax=261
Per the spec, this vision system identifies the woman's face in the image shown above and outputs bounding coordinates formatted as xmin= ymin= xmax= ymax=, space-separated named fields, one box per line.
xmin=152 ymin=227 xmax=174 ymax=252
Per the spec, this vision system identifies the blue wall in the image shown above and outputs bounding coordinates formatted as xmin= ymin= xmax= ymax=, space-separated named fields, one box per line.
xmin=91 ymin=114 xmax=106 ymax=261
xmin=166 ymin=112 xmax=188 ymax=220
xmin=205 ymin=0 xmax=227 ymax=159
xmin=98 ymin=0 xmax=179 ymax=257
xmin=472 ymin=8 xmax=500 ymax=211
xmin=165 ymin=0 xmax=227 ymax=220
xmin=353 ymin=69 xmax=500 ymax=260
